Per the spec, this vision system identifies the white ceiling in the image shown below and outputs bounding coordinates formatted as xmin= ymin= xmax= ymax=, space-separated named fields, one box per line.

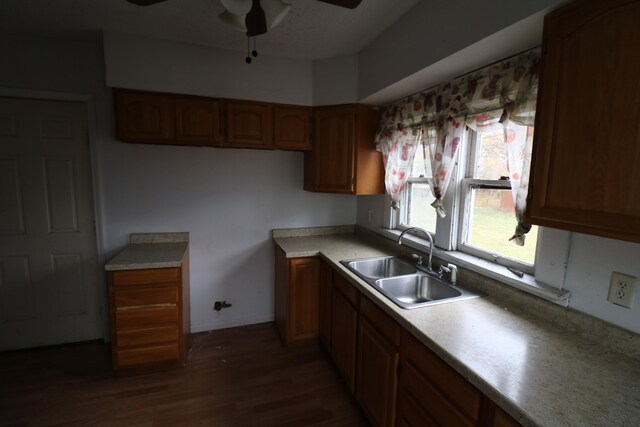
xmin=0 ymin=0 xmax=421 ymax=60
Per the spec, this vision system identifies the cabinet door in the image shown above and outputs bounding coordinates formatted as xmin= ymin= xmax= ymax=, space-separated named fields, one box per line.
xmin=397 ymin=330 xmax=482 ymax=427
xmin=528 ymin=0 xmax=640 ymax=242
xmin=357 ymin=317 xmax=399 ymax=427
xmin=313 ymin=107 xmax=356 ymax=193
xmin=319 ymin=259 xmax=333 ymax=350
xmin=274 ymin=106 xmax=312 ymax=151
xmin=115 ymin=89 xmax=173 ymax=143
xmin=226 ymin=100 xmax=273 ymax=149
xmin=287 ymin=257 xmax=320 ymax=342
xmin=331 ymin=287 xmax=358 ymax=392
xmin=175 ymin=97 xmax=222 ymax=146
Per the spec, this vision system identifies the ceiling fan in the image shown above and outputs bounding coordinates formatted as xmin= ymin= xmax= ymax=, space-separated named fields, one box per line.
xmin=126 ymin=0 xmax=362 ymax=62
xmin=126 ymin=0 xmax=363 ymax=37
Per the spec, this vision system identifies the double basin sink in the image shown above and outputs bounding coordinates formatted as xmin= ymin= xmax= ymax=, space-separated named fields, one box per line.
xmin=341 ymin=256 xmax=479 ymax=309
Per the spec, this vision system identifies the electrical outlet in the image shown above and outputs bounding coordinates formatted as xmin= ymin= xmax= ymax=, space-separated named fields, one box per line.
xmin=607 ymin=272 xmax=636 ymax=309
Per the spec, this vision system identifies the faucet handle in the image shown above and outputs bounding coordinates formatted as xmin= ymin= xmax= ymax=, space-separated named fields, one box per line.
xmin=439 ymin=263 xmax=457 ymax=285
xmin=411 ymin=253 xmax=423 ymax=266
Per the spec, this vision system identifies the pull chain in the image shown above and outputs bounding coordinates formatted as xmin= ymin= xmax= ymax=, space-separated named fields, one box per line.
xmin=246 ymin=37 xmax=258 ymax=64
xmin=246 ymin=37 xmax=252 ymax=64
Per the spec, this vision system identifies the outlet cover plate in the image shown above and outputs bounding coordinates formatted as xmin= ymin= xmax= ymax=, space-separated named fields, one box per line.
xmin=607 ymin=272 xmax=636 ymax=309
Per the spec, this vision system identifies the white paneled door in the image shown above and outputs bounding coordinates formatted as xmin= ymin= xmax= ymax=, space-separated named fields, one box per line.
xmin=0 ymin=97 xmax=102 ymax=350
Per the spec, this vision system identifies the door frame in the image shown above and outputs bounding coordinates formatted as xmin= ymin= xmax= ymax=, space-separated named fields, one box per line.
xmin=0 ymin=87 xmax=109 ymax=341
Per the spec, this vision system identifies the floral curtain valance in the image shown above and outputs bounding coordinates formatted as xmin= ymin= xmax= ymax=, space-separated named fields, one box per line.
xmin=375 ymin=49 xmax=540 ymax=138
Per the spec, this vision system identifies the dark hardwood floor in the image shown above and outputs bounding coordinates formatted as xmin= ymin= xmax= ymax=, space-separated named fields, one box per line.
xmin=0 ymin=322 xmax=369 ymax=427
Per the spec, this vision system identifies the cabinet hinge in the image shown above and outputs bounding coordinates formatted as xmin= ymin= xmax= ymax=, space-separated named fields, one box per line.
xmin=527 ymin=185 xmax=533 ymax=202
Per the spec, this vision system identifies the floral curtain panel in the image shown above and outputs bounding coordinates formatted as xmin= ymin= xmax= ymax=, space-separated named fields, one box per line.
xmin=376 ymin=126 xmax=421 ymax=209
xmin=375 ymin=48 xmax=540 ymax=243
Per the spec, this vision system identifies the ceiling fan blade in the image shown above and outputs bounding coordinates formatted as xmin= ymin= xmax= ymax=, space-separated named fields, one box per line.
xmin=126 ymin=0 xmax=169 ymax=6
xmin=315 ymin=0 xmax=363 ymax=9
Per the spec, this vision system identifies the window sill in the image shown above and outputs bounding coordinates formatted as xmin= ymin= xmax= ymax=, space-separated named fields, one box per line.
xmin=379 ymin=228 xmax=570 ymax=306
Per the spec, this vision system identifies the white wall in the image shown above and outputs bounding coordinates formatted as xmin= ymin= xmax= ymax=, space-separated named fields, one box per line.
xmin=357 ymin=0 xmax=567 ymax=102
xmin=102 ymin=33 xmax=359 ymax=331
xmin=312 ymin=55 xmax=358 ymax=106
xmin=103 ymin=32 xmax=313 ymax=105
xmin=2 ymin=34 xmax=357 ymax=335
xmin=563 ymin=234 xmax=640 ymax=333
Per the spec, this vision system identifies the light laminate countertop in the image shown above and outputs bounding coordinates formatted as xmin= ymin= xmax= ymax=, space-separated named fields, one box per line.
xmin=105 ymin=232 xmax=189 ymax=271
xmin=274 ymin=231 xmax=640 ymax=427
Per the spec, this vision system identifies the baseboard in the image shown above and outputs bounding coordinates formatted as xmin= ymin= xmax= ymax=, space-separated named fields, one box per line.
xmin=190 ymin=314 xmax=275 ymax=333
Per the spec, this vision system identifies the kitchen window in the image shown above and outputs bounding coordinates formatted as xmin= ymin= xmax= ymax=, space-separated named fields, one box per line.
xmin=397 ymin=123 xmax=538 ymax=274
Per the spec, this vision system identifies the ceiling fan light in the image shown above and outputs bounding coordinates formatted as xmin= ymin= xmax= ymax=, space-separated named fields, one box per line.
xmin=260 ymin=0 xmax=292 ymax=29
xmin=218 ymin=10 xmax=247 ymax=32
xmin=220 ymin=0 xmax=252 ymax=15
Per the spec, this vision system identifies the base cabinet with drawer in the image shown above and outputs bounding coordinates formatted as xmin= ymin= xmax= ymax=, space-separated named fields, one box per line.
xmin=107 ymin=255 xmax=190 ymax=373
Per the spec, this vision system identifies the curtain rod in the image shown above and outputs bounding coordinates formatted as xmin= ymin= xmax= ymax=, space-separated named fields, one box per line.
xmin=388 ymin=45 xmax=542 ymax=105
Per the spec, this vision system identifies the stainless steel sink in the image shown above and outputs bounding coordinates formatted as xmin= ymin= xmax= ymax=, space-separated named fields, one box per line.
xmin=375 ymin=275 xmax=478 ymax=309
xmin=345 ymin=256 xmax=416 ymax=279
xmin=341 ymin=256 xmax=480 ymax=309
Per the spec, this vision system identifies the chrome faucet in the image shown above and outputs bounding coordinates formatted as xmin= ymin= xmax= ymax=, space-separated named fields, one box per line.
xmin=397 ymin=227 xmax=434 ymax=273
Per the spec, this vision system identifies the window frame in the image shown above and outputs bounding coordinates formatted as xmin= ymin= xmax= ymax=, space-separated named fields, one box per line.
xmin=395 ymin=127 xmax=538 ymax=275
xmin=457 ymin=129 xmax=537 ymax=274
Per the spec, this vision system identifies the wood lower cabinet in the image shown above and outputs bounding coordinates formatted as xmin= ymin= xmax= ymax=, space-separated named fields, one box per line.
xmin=115 ymin=89 xmax=174 ymax=144
xmin=274 ymin=106 xmax=312 ymax=151
xmin=274 ymin=247 xmax=320 ymax=345
xmin=305 ymin=104 xmax=384 ymax=195
xmin=331 ymin=273 xmax=359 ymax=392
xmin=356 ymin=296 xmax=401 ymax=427
xmin=527 ymin=0 xmax=640 ymax=243
xmin=276 ymin=255 xmax=522 ymax=426
xmin=225 ymin=100 xmax=273 ymax=149
xmin=397 ymin=329 xmax=483 ymax=426
xmin=319 ymin=259 xmax=333 ymax=349
xmin=108 ymin=255 xmax=190 ymax=372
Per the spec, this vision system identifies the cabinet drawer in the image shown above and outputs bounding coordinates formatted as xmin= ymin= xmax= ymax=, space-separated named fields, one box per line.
xmin=114 ymin=286 xmax=179 ymax=307
xmin=360 ymin=296 xmax=401 ymax=347
xmin=116 ymin=325 xmax=179 ymax=347
xmin=116 ymin=343 xmax=179 ymax=367
xmin=116 ymin=306 xmax=179 ymax=328
xmin=112 ymin=268 xmax=178 ymax=286
xmin=334 ymin=273 xmax=359 ymax=307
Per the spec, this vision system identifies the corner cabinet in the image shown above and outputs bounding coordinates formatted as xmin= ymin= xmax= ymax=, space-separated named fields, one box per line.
xmin=527 ymin=0 xmax=640 ymax=243
xmin=274 ymin=247 xmax=320 ymax=345
xmin=305 ymin=104 xmax=384 ymax=195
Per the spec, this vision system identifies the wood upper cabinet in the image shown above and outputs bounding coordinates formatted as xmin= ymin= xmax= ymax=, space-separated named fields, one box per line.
xmin=115 ymin=89 xmax=174 ymax=143
xmin=107 ymin=252 xmax=190 ymax=373
xmin=225 ymin=100 xmax=273 ymax=149
xmin=330 ymin=273 xmax=359 ymax=393
xmin=305 ymin=104 xmax=384 ymax=194
xmin=527 ymin=0 xmax=640 ymax=243
xmin=274 ymin=106 xmax=312 ymax=151
xmin=357 ymin=297 xmax=401 ymax=427
xmin=274 ymin=247 xmax=320 ymax=345
xmin=175 ymin=97 xmax=222 ymax=146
